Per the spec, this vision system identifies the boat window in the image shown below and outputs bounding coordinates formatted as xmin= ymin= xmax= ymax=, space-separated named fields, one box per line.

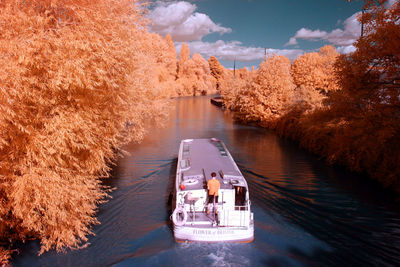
xmin=215 ymin=142 xmax=228 ymax=157
xmin=180 ymin=159 xmax=190 ymax=169
xmin=235 ymin=186 xmax=247 ymax=207
xmin=182 ymin=144 xmax=190 ymax=157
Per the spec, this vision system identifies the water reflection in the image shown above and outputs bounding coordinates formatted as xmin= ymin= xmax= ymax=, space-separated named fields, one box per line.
xmin=13 ymin=96 xmax=400 ymax=266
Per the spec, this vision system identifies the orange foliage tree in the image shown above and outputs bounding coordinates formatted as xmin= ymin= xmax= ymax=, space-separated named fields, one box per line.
xmin=0 ymin=0 xmax=169 ymax=258
xmin=165 ymin=34 xmax=178 ymax=80
xmin=176 ymin=44 xmax=215 ymax=96
xmin=219 ymin=67 xmax=253 ymax=110
xmin=175 ymin=43 xmax=191 ymax=95
xmin=136 ymin=32 xmax=179 ymax=97
xmin=208 ymin=56 xmax=226 ymax=91
xmin=233 ymin=55 xmax=296 ymax=126
xmin=291 ymin=45 xmax=340 ymax=108
xmin=192 ymin=53 xmax=216 ymax=95
xmin=325 ymin=0 xmax=400 ymax=187
xmin=0 ymin=247 xmax=10 ymax=266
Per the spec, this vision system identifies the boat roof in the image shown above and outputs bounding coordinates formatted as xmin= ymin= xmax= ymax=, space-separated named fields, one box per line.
xmin=179 ymin=138 xmax=246 ymax=190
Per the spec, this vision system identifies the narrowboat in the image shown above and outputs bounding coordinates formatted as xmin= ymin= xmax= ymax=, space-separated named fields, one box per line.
xmin=171 ymin=138 xmax=254 ymax=243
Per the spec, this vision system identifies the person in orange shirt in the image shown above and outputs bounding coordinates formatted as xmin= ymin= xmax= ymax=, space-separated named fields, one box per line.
xmin=207 ymin=172 xmax=220 ymax=215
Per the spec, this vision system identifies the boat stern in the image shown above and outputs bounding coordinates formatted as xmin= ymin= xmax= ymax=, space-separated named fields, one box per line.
xmin=174 ymin=223 xmax=254 ymax=243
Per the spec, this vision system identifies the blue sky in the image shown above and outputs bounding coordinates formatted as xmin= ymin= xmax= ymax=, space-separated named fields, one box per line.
xmin=147 ymin=0 xmax=393 ymax=68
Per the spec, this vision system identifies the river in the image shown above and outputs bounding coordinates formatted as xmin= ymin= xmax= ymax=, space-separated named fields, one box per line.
xmin=13 ymin=96 xmax=400 ymax=266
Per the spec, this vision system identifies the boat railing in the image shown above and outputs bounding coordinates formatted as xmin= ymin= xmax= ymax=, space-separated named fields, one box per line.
xmin=234 ymin=205 xmax=249 ymax=211
xmin=238 ymin=205 xmax=250 ymax=227
xmin=220 ymin=204 xmax=251 ymax=227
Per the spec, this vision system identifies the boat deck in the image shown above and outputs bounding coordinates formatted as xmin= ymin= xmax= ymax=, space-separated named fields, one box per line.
xmin=179 ymin=138 xmax=247 ymax=190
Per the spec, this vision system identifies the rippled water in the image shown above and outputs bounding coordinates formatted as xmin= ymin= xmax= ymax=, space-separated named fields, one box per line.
xmin=14 ymin=96 xmax=400 ymax=266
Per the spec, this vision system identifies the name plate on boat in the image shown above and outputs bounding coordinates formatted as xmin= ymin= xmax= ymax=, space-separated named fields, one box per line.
xmin=192 ymin=229 xmax=235 ymax=236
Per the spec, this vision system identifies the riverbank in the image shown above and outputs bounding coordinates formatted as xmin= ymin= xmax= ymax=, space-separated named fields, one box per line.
xmin=228 ymin=103 xmax=400 ymax=196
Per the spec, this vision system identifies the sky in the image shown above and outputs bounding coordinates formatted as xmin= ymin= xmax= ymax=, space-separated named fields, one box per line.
xmin=147 ymin=0 xmax=396 ymax=69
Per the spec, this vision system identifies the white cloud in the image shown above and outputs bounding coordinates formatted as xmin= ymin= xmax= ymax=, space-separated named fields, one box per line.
xmin=176 ymin=40 xmax=304 ymax=62
xmin=285 ymin=12 xmax=361 ymax=51
xmin=385 ymin=0 xmax=396 ymax=9
xmin=286 ymin=0 xmax=397 ymax=51
xmin=148 ymin=1 xmax=231 ymax=42
xmin=336 ymin=45 xmax=356 ymax=54
xmin=150 ymin=1 xmax=305 ymax=64
xmin=295 ymin=28 xmax=328 ymax=39
xmin=285 ymin=37 xmax=298 ymax=46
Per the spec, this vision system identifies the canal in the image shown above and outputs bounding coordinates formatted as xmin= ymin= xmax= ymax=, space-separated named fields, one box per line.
xmin=14 ymin=96 xmax=400 ymax=266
